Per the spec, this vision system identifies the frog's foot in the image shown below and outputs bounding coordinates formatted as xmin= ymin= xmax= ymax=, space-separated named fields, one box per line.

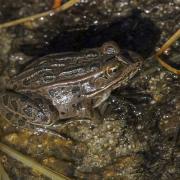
xmin=0 ymin=91 xmax=59 ymax=127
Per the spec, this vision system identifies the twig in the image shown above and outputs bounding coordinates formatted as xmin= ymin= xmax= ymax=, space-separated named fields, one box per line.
xmin=0 ymin=142 xmax=70 ymax=180
xmin=0 ymin=0 xmax=80 ymax=29
xmin=155 ymin=29 xmax=180 ymax=75
xmin=0 ymin=161 xmax=10 ymax=180
xmin=156 ymin=29 xmax=180 ymax=56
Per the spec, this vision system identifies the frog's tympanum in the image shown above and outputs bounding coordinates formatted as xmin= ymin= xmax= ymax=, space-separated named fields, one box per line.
xmin=0 ymin=42 xmax=142 ymax=127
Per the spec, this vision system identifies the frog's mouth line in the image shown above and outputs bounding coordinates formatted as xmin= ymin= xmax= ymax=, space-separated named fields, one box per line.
xmin=85 ymin=61 xmax=142 ymax=98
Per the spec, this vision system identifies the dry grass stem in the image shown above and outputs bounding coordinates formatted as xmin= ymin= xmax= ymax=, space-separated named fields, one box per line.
xmin=0 ymin=142 xmax=70 ymax=180
xmin=0 ymin=0 xmax=80 ymax=29
xmin=0 ymin=161 xmax=10 ymax=180
xmin=155 ymin=29 xmax=180 ymax=75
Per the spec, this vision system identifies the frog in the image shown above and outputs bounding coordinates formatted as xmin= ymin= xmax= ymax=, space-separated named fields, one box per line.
xmin=0 ymin=42 xmax=142 ymax=128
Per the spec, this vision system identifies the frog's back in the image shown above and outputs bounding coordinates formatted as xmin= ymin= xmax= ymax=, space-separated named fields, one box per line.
xmin=8 ymin=50 xmax=113 ymax=91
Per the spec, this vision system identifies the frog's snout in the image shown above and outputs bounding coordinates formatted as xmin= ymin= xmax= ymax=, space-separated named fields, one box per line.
xmin=116 ymin=50 xmax=143 ymax=65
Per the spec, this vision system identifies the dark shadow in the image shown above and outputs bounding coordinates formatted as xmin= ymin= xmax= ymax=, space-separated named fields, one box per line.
xmin=21 ymin=9 xmax=161 ymax=58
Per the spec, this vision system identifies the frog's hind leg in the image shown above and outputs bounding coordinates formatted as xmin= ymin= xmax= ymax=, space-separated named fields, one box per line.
xmin=0 ymin=91 xmax=59 ymax=127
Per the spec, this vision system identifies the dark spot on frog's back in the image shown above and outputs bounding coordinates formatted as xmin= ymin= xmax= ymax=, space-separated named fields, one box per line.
xmin=11 ymin=100 xmax=18 ymax=111
xmin=2 ymin=95 xmax=9 ymax=106
xmin=6 ymin=112 xmax=13 ymax=120
xmin=18 ymin=118 xmax=26 ymax=126
xmin=61 ymin=111 xmax=66 ymax=115
xmin=20 ymin=95 xmax=29 ymax=102
xmin=72 ymin=86 xmax=80 ymax=94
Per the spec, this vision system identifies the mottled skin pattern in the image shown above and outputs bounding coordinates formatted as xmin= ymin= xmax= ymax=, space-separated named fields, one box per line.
xmin=0 ymin=42 xmax=142 ymax=127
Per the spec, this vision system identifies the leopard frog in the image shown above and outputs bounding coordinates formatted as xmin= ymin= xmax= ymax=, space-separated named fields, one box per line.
xmin=0 ymin=42 xmax=142 ymax=127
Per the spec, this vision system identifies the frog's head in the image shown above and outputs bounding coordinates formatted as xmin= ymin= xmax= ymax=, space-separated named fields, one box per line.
xmin=87 ymin=42 xmax=143 ymax=99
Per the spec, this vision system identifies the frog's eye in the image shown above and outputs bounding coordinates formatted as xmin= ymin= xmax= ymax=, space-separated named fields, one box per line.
xmin=101 ymin=41 xmax=120 ymax=55
xmin=106 ymin=65 xmax=121 ymax=77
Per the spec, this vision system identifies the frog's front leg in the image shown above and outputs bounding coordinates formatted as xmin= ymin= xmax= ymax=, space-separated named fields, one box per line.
xmin=0 ymin=91 xmax=59 ymax=127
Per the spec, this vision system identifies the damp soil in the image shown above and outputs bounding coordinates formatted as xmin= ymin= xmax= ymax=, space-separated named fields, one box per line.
xmin=0 ymin=0 xmax=179 ymax=179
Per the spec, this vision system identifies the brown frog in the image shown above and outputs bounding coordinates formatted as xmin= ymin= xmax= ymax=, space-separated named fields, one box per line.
xmin=0 ymin=42 xmax=142 ymax=127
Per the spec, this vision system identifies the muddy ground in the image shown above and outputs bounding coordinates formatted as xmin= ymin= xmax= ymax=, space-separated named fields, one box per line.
xmin=0 ymin=0 xmax=179 ymax=179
